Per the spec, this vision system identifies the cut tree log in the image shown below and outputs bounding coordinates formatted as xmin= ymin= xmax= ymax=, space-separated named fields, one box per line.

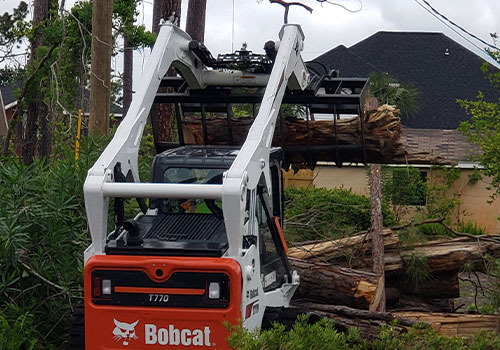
xmin=394 ymin=312 xmax=500 ymax=337
xmin=287 ymin=228 xmax=398 ymax=261
xmin=288 ymin=232 xmax=500 ymax=276
xmin=289 ymin=258 xmax=384 ymax=311
xmin=292 ymin=301 xmax=419 ymax=339
xmin=180 ymin=105 xmax=450 ymax=164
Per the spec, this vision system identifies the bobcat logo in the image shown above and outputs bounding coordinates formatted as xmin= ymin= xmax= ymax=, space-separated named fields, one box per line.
xmin=112 ymin=319 xmax=139 ymax=346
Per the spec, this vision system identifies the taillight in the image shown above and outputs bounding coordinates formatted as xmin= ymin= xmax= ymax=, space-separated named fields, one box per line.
xmin=93 ymin=276 xmax=101 ymax=297
xmin=92 ymin=276 xmax=112 ymax=297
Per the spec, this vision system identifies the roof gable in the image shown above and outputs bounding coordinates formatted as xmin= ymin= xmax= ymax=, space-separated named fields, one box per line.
xmin=314 ymin=32 xmax=499 ymax=129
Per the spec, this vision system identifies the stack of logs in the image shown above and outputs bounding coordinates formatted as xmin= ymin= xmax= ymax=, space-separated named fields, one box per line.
xmin=286 ymin=230 xmax=500 ymax=337
xmin=181 ymin=105 xmax=450 ymax=164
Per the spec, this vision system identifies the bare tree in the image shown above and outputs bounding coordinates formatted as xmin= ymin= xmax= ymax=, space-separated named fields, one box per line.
xmin=186 ymin=0 xmax=207 ymax=42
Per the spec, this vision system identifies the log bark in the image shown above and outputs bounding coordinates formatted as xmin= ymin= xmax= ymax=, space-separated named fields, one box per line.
xmin=287 ymin=228 xmax=397 ymax=261
xmin=289 ymin=258 xmax=383 ymax=310
xmin=369 ymin=163 xmax=385 ymax=311
xmin=289 ymin=232 xmax=500 ymax=276
xmin=393 ymin=312 xmax=500 ymax=337
xmin=292 ymin=302 xmax=418 ymax=339
xmin=152 ymin=0 xmax=181 ymax=142
xmin=180 ymin=105 xmax=451 ymax=164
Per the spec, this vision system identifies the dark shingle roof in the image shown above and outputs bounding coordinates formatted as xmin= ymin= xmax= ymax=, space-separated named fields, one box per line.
xmin=0 ymin=82 xmax=20 ymax=106
xmin=314 ymin=32 xmax=499 ymax=129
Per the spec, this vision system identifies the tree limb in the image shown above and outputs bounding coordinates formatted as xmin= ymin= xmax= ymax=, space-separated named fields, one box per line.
xmin=269 ymin=0 xmax=313 ymax=24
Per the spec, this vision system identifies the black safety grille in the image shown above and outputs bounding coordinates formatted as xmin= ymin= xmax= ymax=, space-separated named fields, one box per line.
xmin=144 ymin=213 xmax=225 ymax=242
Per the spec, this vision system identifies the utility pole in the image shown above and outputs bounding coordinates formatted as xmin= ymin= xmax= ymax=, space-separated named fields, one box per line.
xmin=89 ymin=0 xmax=113 ymax=135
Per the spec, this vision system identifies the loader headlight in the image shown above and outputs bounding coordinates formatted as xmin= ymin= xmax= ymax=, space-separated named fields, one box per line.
xmin=208 ymin=282 xmax=220 ymax=299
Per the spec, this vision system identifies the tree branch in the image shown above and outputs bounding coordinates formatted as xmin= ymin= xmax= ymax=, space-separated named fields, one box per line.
xmin=391 ymin=217 xmax=500 ymax=244
xmin=269 ymin=0 xmax=313 ymax=24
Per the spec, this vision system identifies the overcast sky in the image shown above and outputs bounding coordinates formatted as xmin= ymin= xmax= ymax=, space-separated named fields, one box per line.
xmin=1 ymin=0 xmax=499 ymax=87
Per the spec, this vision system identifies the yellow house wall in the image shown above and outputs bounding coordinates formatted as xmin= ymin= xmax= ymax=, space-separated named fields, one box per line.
xmin=313 ymin=165 xmax=370 ymax=196
xmin=447 ymin=170 xmax=500 ymax=234
xmin=311 ymin=165 xmax=500 ymax=234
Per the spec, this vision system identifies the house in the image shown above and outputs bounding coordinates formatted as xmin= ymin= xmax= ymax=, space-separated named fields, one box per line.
xmin=301 ymin=32 xmax=500 ymax=233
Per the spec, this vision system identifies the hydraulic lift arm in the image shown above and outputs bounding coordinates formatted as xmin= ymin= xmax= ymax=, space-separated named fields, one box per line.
xmin=84 ymin=22 xmax=308 ymax=268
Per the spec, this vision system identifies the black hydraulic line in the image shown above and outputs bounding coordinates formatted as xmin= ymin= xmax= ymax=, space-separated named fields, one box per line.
xmin=258 ymin=190 xmax=292 ymax=283
xmin=226 ymin=104 xmax=234 ymax=145
xmin=333 ymin=105 xmax=341 ymax=168
xmin=174 ymin=103 xmax=185 ymax=146
xmin=201 ymin=103 xmax=209 ymax=145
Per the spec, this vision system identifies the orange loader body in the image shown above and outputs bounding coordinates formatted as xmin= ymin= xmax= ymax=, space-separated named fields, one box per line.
xmin=84 ymin=255 xmax=242 ymax=349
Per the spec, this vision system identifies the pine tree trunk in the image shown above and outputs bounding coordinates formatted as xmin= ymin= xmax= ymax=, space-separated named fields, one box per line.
xmin=123 ymin=33 xmax=133 ymax=116
xmin=370 ymin=163 xmax=386 ymax=312
xmin=22 ymin=0 xmax=52 ymax=164
xmin=152 ymin=0 xmax=182 ymax=142
xmin=186 ymin=0 xmax=207 ymax=42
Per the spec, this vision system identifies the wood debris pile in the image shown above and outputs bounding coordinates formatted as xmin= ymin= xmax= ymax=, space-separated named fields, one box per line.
xmin=181 ymin=105 xmax=450 ymax=165
xmin=285 ymin=230 xmax=500 ymax=337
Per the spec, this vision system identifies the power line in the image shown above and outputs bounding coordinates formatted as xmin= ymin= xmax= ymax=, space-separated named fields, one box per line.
xmin=317 ymin=0 xmax=363 ymax=13
xmin=418 ymin=0 xmax=499 ymax=51
xmin=412 ymin=0 xmax=488 ymax=54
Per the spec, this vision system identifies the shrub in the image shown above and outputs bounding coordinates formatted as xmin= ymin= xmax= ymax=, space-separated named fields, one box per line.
xmin=227 ymin=317 xmax=500 ymax=350
xmin=284 ymin=187 xmax=395 ymax=242
xmin=0 ymin=136 xmax=107 ymax=349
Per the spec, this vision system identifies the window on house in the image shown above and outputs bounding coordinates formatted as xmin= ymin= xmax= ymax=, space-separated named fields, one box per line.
xmin=388 ymin=168 xmax=427 ymax=206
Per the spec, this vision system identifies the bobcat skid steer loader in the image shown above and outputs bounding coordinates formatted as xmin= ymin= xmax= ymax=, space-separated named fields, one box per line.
xmin=75 ymin=19 xmax=369 ymax=350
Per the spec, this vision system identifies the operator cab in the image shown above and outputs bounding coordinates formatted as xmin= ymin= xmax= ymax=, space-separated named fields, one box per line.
xmin=105 ymin=145 xmax=285 ymax=261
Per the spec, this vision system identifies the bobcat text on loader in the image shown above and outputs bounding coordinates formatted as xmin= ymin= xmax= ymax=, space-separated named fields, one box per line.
xmin=78 ymin=19 xmax=369 ymax=350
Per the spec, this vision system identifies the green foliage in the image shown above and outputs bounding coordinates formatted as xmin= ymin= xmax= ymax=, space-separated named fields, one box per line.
xmin=0 ymin=312 xmax=38 ymax=350
xmin=382 ymin=167 xmax=426 ymax=221
xmin=458 ymin=37 xmax=500 ymax=199
xmin=467 ymin=167 xmax=483 ymax=185
xmin=485 ymin=256 xmax=500 ymax=310
xmin=425 ymin=166 xmax=461 ymax=220
xmin=456 ymin=220 xmax=486 ymax=236
xmin=227 ymin=315 xmax=349 ymax=350
xmin=284 ymin=187 xmax=395 ymax=242
xmin=369 ymin=72 xmax=419 ymax=116
xmin=227 ymin=316 xmax=500 ymax=350
xmin=402 ymin=254 xmax=430 ymax=292
xmin=0 ymin=136 xmax=108 ymax=349
xmin=0 ymin=1 xmax=29 ymax=66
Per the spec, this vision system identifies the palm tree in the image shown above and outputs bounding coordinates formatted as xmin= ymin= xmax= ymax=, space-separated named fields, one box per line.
xmin=369 ymin=72 xmax=419 ymax=116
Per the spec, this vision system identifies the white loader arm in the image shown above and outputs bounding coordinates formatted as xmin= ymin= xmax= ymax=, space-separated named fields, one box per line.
xmin=222 ymin=24 xmax=309 ymax=258
xmin=84 ymin=24 xmax=205 ymax=260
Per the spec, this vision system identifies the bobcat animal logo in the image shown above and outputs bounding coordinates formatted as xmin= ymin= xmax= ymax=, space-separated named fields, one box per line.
xmin=113 ymin=319 xmax=139 ymax=346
